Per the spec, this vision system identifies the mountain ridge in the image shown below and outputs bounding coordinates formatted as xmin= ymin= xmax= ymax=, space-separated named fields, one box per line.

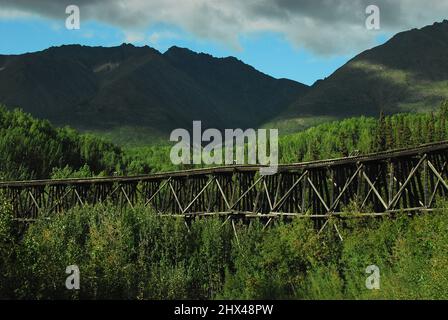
xmin=280 ymin=20 xmax=448 ymax=122
xmin=0 ymin=43 xmax=309 ymax=138
xmin=2 ymin=20 xmax=448 ymax=142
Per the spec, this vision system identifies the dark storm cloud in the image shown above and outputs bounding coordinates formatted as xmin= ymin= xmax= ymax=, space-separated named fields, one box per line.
xmin=1 ymin=0 xmax=447 ymax=55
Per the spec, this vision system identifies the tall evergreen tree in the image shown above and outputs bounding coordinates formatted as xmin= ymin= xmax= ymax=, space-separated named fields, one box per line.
xmin=427 ymin=112 xmax=436 ymax=142
xmin=439 ymin=100 xmax=448 ymax=119
xmin=385 ymin=118 xmax=394 ymax=149
xmin=395 ymin=116 xmax=406 ymax=148
xmin=415 ymin=117 xmax=424 ymax=145
xmin=402 ymin=118 xmax=412 ymax=147
xmin=438 ymin=101 xmax=448 ymax=141
xmin=374 ymin=110 xmax=387 ymax=152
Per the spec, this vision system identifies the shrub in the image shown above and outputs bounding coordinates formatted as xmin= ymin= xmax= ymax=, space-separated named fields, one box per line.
xmin=2 ymin=203 xmax=448 ymax=300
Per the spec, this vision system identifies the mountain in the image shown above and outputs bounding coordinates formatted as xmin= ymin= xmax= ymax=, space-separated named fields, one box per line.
xmin=0 ymin=44 xmax=309 ymax=140
xmin=3 ymin=20 xmax=448 ymax=143
xmin=280 ymin=20 xmax=448 ymax=123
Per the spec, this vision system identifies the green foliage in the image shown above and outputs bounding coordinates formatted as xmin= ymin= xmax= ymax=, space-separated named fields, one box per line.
xmin=0 ymin=106 xmax=123 ymax=180
xmin=5 ymin=205 xmax=233 ymax=299
xmin=0 ymin=203 xmax=448 ymax=299
xmin=374 ymin=110 xmax=387 ymax=152
xmin=123 ymin=144 xmax=179 ymax=175
xmin=2 ymin=101 xmax=448 ymax=181
xmin=1 ymin=100 xmax=448 ymax=300
xmin=220 ymin=219 xmax=324 ymax=299
xmin=3 ymin=204 xmax=448 ymax=299
xmin=122 ymin=111 xmax=435 ymax=173
xmin=50 ymin=164 xmax=94 ymax=179
xmin=279 ymin=102 xmax=448 ymax=164
xmin=0 ymin=191 xmax=16 ymax=298
xmin=278 ymin=116 xmax=376 ymax=163
xmin=337 ymin=209 xmax=448 ymax=300
xmin=120 ymin=101 xmax=448 ymax=173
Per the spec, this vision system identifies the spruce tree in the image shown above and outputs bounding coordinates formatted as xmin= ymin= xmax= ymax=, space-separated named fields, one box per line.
xmin=438 ymin=101 xmax=448 ymax=140
xmin=396 ymin=116 xmax=405 ymax=148
xmin=439 ymin=100 xmax=448 ymax=119
xmin=427 ymin=112 xmax=436 ymax=142
xmin=374 ymin=110 xmax=387 ymax=152
xmin=383 ymin=117 xmax=393 ymax=149
xmin=415 ymin=117 xmax=424 ymax=145
xmin=402 ymin=118 xmax=412 ymax=147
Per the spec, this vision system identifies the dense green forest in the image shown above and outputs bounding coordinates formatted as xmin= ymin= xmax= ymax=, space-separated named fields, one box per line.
xmin=0 ymin=105 xmax=123 ymax=180
xmin=125 ymin=102 xmax=448 ymax=173
xmin=1 ymin=103 xmax=448 ymax=300
xmin=1 ymin=200 xmax=447 ymax=299
xmin=2 ymin=102 xmax=448 ymax=180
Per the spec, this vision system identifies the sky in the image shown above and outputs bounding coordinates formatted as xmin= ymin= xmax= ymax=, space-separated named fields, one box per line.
xmin=0 ymin=1 xmax=447 ymax=85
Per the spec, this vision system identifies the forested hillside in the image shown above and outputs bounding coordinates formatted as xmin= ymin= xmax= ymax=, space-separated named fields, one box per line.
xmin=0 ymin=105 xmax=123 ymax=180
xmin=125 ymin=102 xmax=448 ymax=174
xmin=281 ymin=20 xmax=448 ymax=123
xmin=2 ymin=102 xmax=448 ymax=181
xmin=279 ymin=102 xmax=448 ymax=163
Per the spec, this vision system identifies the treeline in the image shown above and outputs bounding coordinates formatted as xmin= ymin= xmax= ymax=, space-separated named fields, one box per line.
xmin=374 ymin=102 xmax=448 ymax=152
xmin=1 ymin=102 xmax=448 ymax=181
xmin=279 ymin=101 xmax=448 ymax=163
xmin=0 ymin=106 xmax=123 ymax=180
xmin=0 ymin=106 xmax=185 ymax=180
xmin=125 ymin=102 xmax=448 ymax=172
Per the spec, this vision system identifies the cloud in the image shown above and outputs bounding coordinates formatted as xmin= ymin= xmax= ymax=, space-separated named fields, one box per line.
xmin=0 ymin=8 xmax=31 ymax=19
xmin=82 ymin=31 xmax=95 ymax=39
xmin=124 ymin=31 xmax=146 ymax=43
xmin=148 ymin=30 xmax=179 ymax=45
xmin=1 ymin=0 xmax=448 ymax=55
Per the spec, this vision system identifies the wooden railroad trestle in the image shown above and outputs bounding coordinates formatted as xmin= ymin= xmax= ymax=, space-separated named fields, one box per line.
xmin=1 ymin=141 xmax=448 ymax=222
